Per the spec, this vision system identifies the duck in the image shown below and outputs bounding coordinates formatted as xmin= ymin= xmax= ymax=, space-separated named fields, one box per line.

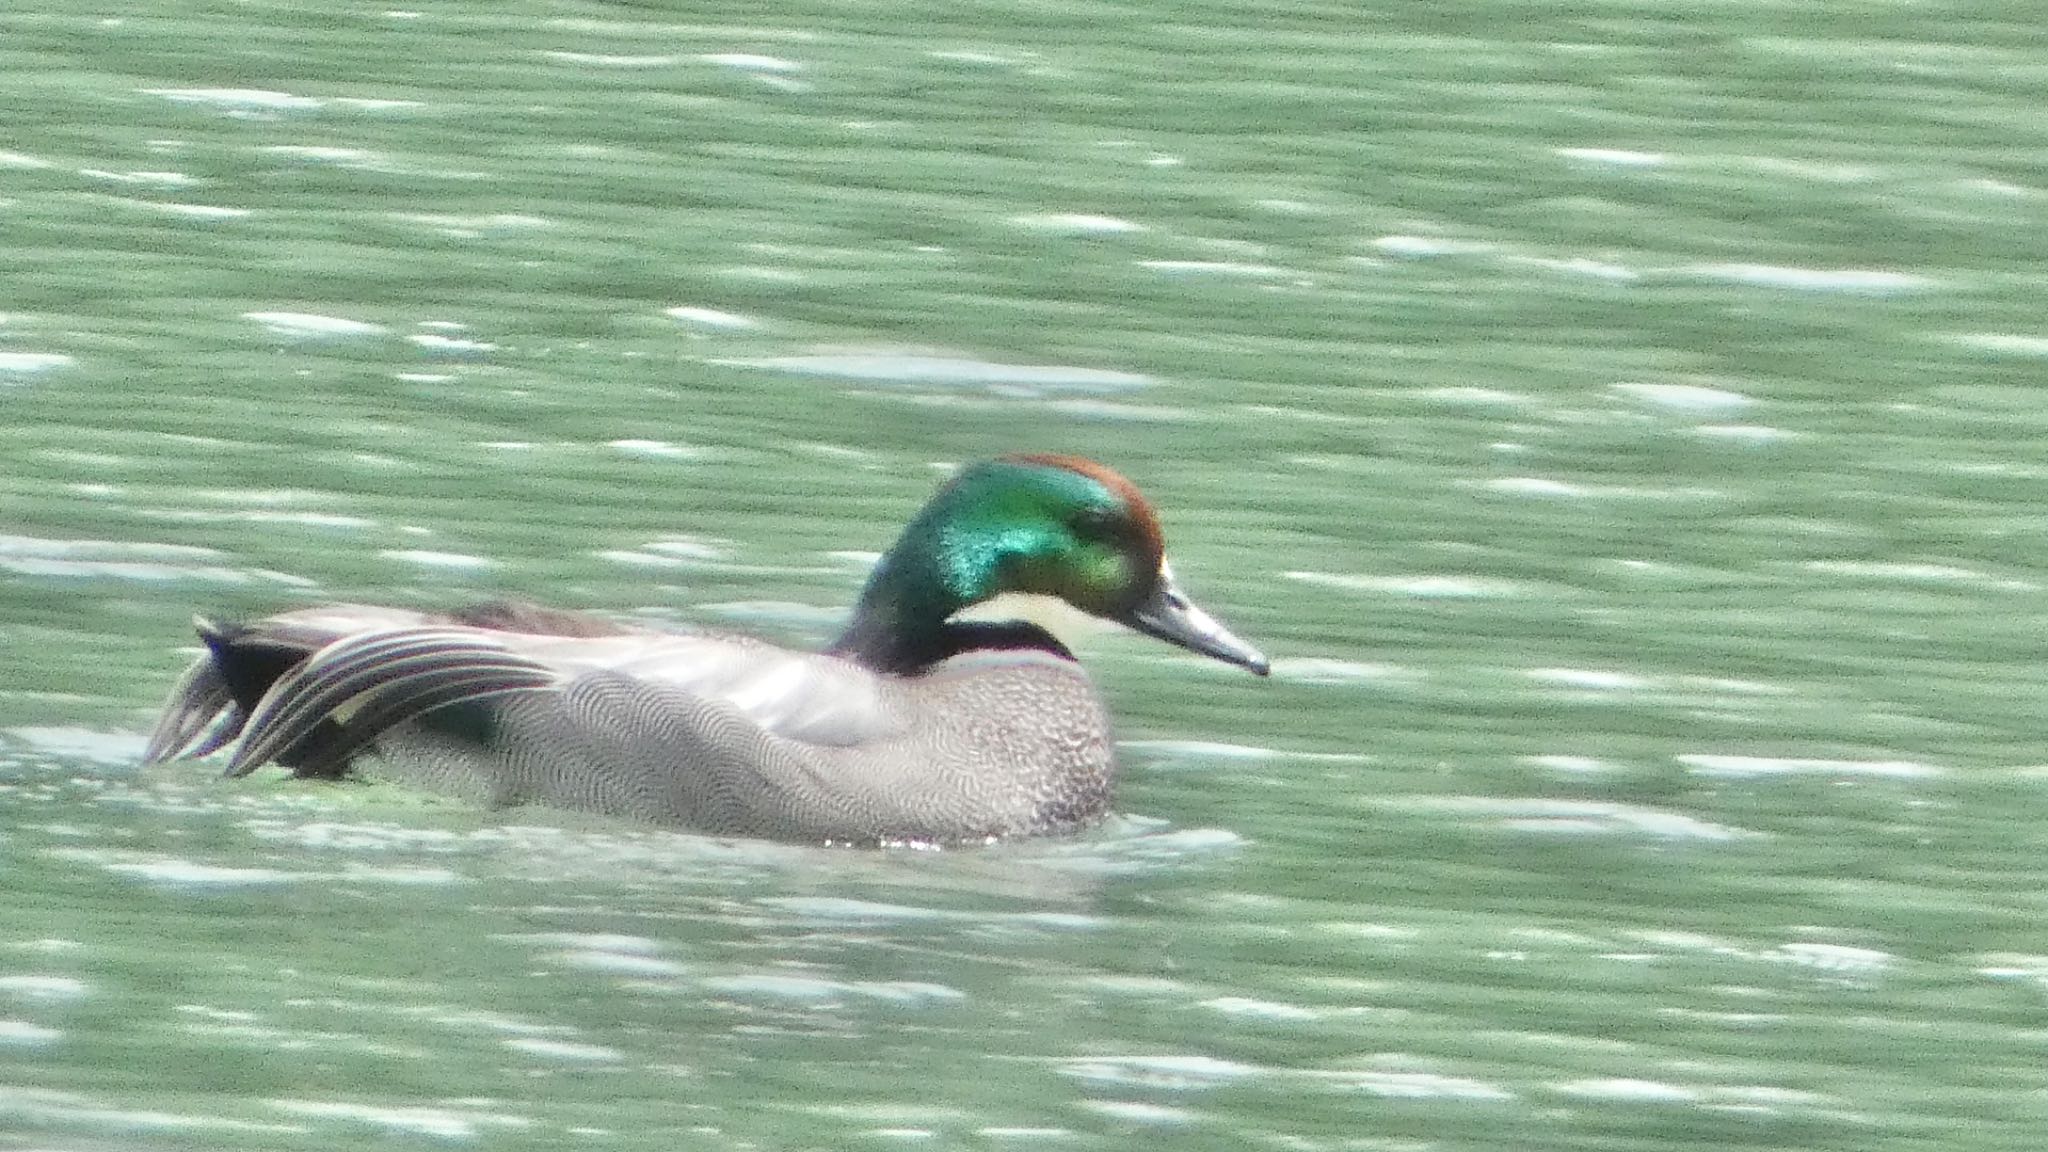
xmin=142 ymin=454 xmax=1269 ymax=845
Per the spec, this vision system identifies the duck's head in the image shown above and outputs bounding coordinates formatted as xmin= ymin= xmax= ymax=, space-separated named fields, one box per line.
xmin=834 ymin=455 xmax=1269 ymax=676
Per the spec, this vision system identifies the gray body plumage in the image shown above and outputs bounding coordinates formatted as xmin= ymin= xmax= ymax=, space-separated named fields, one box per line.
xmin=144 ymin=606 xmax=1115 ymax=844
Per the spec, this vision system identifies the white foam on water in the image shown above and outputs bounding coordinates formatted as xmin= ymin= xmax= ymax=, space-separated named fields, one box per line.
xmin=720 ymin=353 xmax=1150 ymax=393
xmin=96 ymin=858 xmax=461 ymax=888
xmin=408 ymin=333 xmax=496 ymax=353
xmin=1136 ymin=259 xmax=1290 ymax=277
xmin=1078 ymin=1101 xmax=1195 ymax=1124
xmin=136 ymin=509 xmax=375 ymax=528
xmin=146 ymin=87 xmax=324 ymax=111
xmin=1061 ymin=1055 xmax=1259 ymax=1090
xmin=1521 ymin=755 xmax=1614 ymax=774
xmin=1527 ymin=668 xmax=1650 ymax=690
xmin=754 ymin=897 xmax=1102 ymax=931
xmin=378 ymin=549 xmax=495 ymax=570
xmin=1685 ymin=263 xmax=1931 ymax=293
xmin=0 ymin=976 xmax=87 ymax=1001
xmin=1395 ymin=797 xmax=1748 ymax=842
xmin=1419 ymin=386 xmax=1532 ymax=405
xmin=1556 ymin=147 xmax=1668 ymax=167
xmin=79 ymin=168 xmax=195 ymax=186
xmin=0 ymin=352 xmax=75 ymax=373
xmin=271 ymin=1100 xmax=530 ymax=1138
xmin=928 ymin=49 xmax=1031 ymax=65
xmin=266 ymin=145 xmax=383 ymax=166
xmin=1286 ymin=571 xmax=1518 ymax=598
xmin=1694 ymin=424 xmax=1794 ymax=443
xmin=1043 ymin=398 xmax=1191 ymax=422
xmin=546 ymin=950 xmax=688 ymax=978
xmin=1768 ymin=942 xmax=1891 ymax=973
xmin=5 ymin=728 xmax=145 ymax=764
xmin=0 ymin=1020 xmax=61 ymax=1046
xmin=641 ymin=537 xmax=731 ymax=559
xmin=1947 ymin=332 xmax=2048 ymax=356
xmin=546 ymin=51 xmax=681 ymax=67
xmin=1678 ymin=754 xmax=1942 ymax=779
xmin=664 ymin=305 xmax=757 ymax=328
xmin=1202 ymin=996 xmax=1321 ymax=1021
xmin=1804 ymin=560 xmax=2033 ymax=588
xmin=700 ymin=53 xmax=803 ymax=72
xmin=244 ymin=311 xmax=387 ymax=338
xmin=1611 ymin=381 xmax=1753 ymax=412
xmin=1508 ymin=255 xmax=1640 ymax=281
xmin=0 ymin=537 xmax=315 ymax=586
xmin=608 ymin=439 xmax=702 ymax=458
xmin=103 ymin=862 xmax=299 ymax=886
xmin=700 ymin=975 xmax=964 ymax=1004
xmin=327 ymin=97 xmax=424 ymax=112
xmin=116 ymin=200 xmax=250 ymax=219
xmin=1270 ymin=657 xmax=1416 ymax=685
xmin=1487 ymin=476 xmax=1591 ymax=497
xmin=0 ymin=1086 xmax=306 ymax=1132
xmin=502 ymin=1037 xmax=623 ymax=1061
xmin=1554 ymin=1078 xmax=1697 ymax=1103
xmin=1306 ymin=1069 xmax=1513 ymax=1100
xmin=396 ymin=212 xmax=551 ymax=235
xmin=700 ymin=974 xmax=842 ymax=1000
xmin=1120 ymin=739 xmax=1278 ymax=760
xmin=753 ymin=897 xmax=950 ymax=924
xmin=1010 ymin=213 xmax=1143 ymax=234
xmin=595 ymin=550 xmax=687 ymax=568
xmin=499 ymin=932 xmax=667 ymax=954
xmin=1370 ymin=235 xmax=1494 ymax=257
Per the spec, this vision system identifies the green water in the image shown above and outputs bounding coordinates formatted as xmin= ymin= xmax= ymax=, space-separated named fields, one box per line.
xmin=4 ymin=0 xmax=2048 ymax=1147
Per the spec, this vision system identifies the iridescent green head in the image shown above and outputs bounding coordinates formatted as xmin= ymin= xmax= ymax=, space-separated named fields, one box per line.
xmin=833 ymin=455 xmax=1269 ymax=676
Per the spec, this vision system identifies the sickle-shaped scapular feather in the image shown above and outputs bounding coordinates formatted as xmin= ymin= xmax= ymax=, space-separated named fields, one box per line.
xmin=226 ymin=630 xmax=560 ymax=776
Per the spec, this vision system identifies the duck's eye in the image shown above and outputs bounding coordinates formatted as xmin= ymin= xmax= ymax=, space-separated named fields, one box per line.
xmin=1070 ymin=508 xmax=1121 ymax=543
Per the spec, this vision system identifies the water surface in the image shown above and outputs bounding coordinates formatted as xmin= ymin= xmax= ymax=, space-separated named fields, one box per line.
xmin=4 ymin=1 xmax=2048 ymax=1148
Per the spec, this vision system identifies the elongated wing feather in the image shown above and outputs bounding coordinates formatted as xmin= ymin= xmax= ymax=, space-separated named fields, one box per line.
xmin=142 ymin=656 xmax=240 ymax=765
xmin=225 ymin=629 xmax=561 ymax=777
xmin=283 ymin=668 xmax=560 ymax=781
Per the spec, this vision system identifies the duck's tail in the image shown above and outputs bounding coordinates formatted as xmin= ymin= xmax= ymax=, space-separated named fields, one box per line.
xmin=142 ymin=616 xmax=351 ymax=776
xmin=143 ymin=614 xmax=562 ymax=780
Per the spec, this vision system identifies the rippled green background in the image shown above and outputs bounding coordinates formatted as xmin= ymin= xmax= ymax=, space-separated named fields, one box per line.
xmin=4 ymin=2 xmax=2048 ymax=1148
